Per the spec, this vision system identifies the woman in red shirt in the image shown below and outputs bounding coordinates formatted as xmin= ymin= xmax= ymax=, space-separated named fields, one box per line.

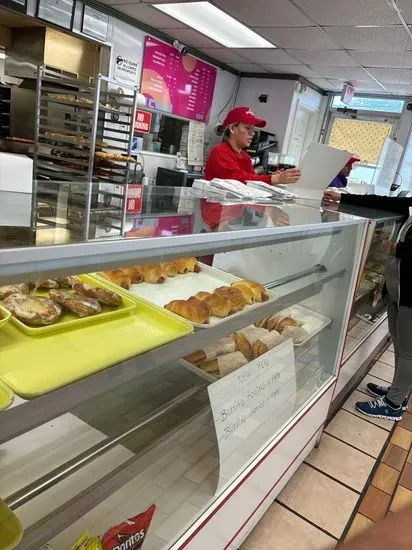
xmin=203 ymin=106 xmax=301 ymax=229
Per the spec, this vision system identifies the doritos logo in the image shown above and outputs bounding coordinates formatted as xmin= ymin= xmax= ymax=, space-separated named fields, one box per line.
xmin=113 ymin=530 xmax=145 ymax=550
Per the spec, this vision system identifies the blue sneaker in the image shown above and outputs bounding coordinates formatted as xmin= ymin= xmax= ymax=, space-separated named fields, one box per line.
xmin=356 ymin=397 xmax=403 ymax=421
xmin=367 ymin=383 xmax=408 ymax=411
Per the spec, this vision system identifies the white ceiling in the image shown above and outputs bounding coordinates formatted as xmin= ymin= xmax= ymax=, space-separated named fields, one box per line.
xmin=100 ymin=0 xmax=412 ymax=95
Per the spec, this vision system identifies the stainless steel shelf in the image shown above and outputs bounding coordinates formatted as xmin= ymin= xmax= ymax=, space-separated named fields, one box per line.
xmin=0 ymin=267 xmax=343 ymax=444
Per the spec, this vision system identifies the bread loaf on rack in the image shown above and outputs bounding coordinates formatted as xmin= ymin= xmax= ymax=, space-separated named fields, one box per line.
xmin=164 ymin=296 xmax=209 ymax=324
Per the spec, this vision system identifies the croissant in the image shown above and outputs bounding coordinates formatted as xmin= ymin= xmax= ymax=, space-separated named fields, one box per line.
xmin=164 ymin=296 xmax=209 ymax=324
xmin=195 ymin=291 xmax=234 ymax=317
xmin=185 ymin=337 xmax=236 ymax=366
xmin=234 ymin=326 xmax=269 ymax=360
xmin=239 ymin=279 xmax=269 ymax=302
xmin=214 ymin=286 xmax=247 ymax=312
xmin=274 ymin=317 xmax=299 ymax=333
xmin=253 ymin=331 xmax=284 ymax=358
xmin=161 ymin=261 xmax=178 ymax=277
xmin=139 ymin=264 xmax=166 ymax=284
xmin=99 ymin=269 xmax=132 ymax=290
xmin=174 ymin=258 xmax=201 ymax=274
xmin=231 ymin=282 xmax=255 ymax=304
xmin=255 ymin=317 xmax=270 ymax=329
xmin=121 ymin=267 xmax=143 ymax=284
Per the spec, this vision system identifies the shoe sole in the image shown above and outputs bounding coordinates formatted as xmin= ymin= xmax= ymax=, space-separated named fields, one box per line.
xmin=366 ymin=388 xmax=407 ymax=411
xmin=356 ymin=404 xmax=402 ymax=421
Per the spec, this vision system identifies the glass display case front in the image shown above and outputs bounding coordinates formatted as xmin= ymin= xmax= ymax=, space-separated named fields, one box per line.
xmin=0 ymin=192 xmax=366 ymax=549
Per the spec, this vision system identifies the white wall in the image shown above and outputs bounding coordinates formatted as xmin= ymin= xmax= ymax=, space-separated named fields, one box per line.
xmin=235 ymin=78 xmax=297 ymax=149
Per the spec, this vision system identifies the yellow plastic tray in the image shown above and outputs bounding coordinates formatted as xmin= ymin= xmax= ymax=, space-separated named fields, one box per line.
xmin=0 ymin=304 xmax=11 ymax=330
xmin=0 ymin=288 xmax=193 ymax=399
xmin=0 ymin=380 xmax=14 ymax=411
xmin=0 ymin=499 xmax=23 ymax=550
xmin=3 ymin=275 xmax=135 ymax=336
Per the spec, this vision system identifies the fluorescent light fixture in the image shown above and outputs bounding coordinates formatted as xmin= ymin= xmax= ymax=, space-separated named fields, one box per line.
xmin=153 ymin=2 xmax=275 ymax=49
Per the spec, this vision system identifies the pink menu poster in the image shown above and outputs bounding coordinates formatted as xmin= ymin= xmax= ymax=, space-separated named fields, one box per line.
xmin=141 ymin=36 xmax=217 ymax=122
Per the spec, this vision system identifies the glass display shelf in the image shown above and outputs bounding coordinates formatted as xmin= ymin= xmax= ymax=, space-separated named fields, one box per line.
xmin=0 ymin=188 xmax=366 ymax=550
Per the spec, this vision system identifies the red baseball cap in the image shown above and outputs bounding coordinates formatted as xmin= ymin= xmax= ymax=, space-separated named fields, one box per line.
xmin=223 ymin=106 xmax=267 ymax=129
xmin=347 ymin=156 xmax=360 ymax=165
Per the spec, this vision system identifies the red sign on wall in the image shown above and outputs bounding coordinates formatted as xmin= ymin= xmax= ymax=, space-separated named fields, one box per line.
xmin=126 ymin=184 xmax=143 ymax=214
xmin=134 ymin=110 xmax=152 ymax=133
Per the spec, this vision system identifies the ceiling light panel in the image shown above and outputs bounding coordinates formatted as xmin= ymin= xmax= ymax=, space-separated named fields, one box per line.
xmin=293 ymin=0 xmax=399 ymax=26
xmin=154 ymin=2 xmax=275 ymax=48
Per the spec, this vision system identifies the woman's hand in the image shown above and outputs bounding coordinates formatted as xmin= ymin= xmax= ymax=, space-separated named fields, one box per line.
xmin=324 ymin=190 xmax=341 ymax=202
xmin=271 ymin=168 xmax=301 ymax=185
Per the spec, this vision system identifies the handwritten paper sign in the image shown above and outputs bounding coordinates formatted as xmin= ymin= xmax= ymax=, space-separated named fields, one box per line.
xmin=208 ymin=338 xmax=296 ymax=490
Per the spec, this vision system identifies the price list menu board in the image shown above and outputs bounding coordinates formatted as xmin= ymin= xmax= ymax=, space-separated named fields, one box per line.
xmin=141 ymin=36 xmax=217 ymax=122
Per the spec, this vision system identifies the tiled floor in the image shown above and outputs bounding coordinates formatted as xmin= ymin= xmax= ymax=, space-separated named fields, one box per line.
xmin=242 ymin=344 xmax=412 ymax=549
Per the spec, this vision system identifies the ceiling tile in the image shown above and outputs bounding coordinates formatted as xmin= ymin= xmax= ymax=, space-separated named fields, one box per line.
xmin=350 ymin=51 xmax=412 ymax=68
xmin=212 ymin=0 xmax=313 ymax=27
xmin=100 ymin=0 xmax=140 ymax=5
xmin=309 ymin=66 xmax=373 ymax=80
xmin=199 ymin=48 xmax=249 ymax=64
xmin=366 ymin=67 xmax=412 ymax=84
xmin=386 ymin=84 xmax=412 ymax=95
xmin=164 ymin=28 xmax=221 ymax=48
xmin=111 ymin=3 xmax=184 ymax=27
xmin=324 ymin=26 xmax=410 ymax=51
xmin=261 ymin=65 xmax=318 ymax=78
xmin=308 ymin=78 xmax=338 ymax=90
xmin=397 ymin=0 xmax=412 ymax=25
xmin=229 ymin=63 xmax=268 ymax=73
xmin=328 ymin=79 xmax=387 ymax=93
xmin=238 ymin=49 xmax=301 ymax=64
xmin=255 ymin=27 xmax=341 ymax=50
xmin=294 ymin=0 xmax=400 ymax=25
xmin=287 ymin=49 xmax=357 ymax=66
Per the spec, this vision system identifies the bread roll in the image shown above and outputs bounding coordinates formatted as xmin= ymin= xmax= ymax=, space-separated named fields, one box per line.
xmin=231 ymin=282 xmax=255 ymax=304
xmin=239 ymin=279 xmax=269 ymax=302
xmin=185 ymin=337 xmax=236 ymax=366
xmin=161 ymin=261 xmax=178 ymax=277
xmin=253 ymin=331 xmax=284 ymax=358
xmin=174 ymin=258 xmax=201 ymax=274
xmin=121 ymin=267 xmax=143 ymax=284
xmin=194 ymin=291 xmax=212 ymax=300
xmin=139 ymin=264 xmax=166 ymax=284
xmin=200 ymin=292 xmax=235 ymax=318
xmin=164 ymin=297 xmax=209 ymax=324
xmin=99 ymin=269 xmax=132 ymax=290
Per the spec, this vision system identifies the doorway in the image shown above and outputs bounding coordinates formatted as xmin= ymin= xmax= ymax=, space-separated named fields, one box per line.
xmin=288 ymin=103 xmax=317 ymax=164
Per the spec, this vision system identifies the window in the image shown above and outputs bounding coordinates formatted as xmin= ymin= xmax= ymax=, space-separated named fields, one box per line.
xmin=398 ymin=132 xmax=412 ymax=193
xmin=134 ymin=111 xmax=188 ymax=156
xmin=331 ymin=95 xmax=404 ymax=114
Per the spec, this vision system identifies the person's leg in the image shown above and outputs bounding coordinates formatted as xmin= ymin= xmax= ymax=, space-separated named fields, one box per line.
xmin=386 ymin=304 xmax=412 ymax=406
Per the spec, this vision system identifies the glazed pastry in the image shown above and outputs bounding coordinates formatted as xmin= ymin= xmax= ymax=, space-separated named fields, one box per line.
xmin=99 ymin=269 xmax=132 ymax=290
xmin=161 ymin=261 xmax=178 ymax=277
xmin=164 ymin=297 xmax=209 ymax=324
xmin=214 ymin=286 xmax=247 ymax=312
xmin=202 ymin=351 xmax=248 ymax=377
xmin=35 ymin=279 xmax=59 ymax=289
xmin=174 ymin=258 xmax=201 ymax=274
xmin=0 ymin=283 xmax=30 ymax=300
xmin=195 ymin=291 xmax=235 ymax=318
xmin=231 ymin=282 xmax=255 ymax=304
xmin=234 ymin=325 xmax=269 ymax=360
xmin=49 ymin=289 xmax=101 ymax=318
xmin=253 ymin=331 xmax=284 ymax=358
xmin=239 ymin=279 xmax=269 ymax=302
xmin=3 ymin=294 xmax=63 ymax=326
xmin=56 ymin=276 xmax=81 ymax=288
xmin=121 ymin=267 xmax=143 ymax=284
xmin=73 ymin=282 xmax=122 ymax=307
xmin=139 ymin=264 xmax=166 ymax=284
xmin=185 ymin=337 xmax=236 ymax=366
xmin=282 ymin=325 xmax=308 ymax=344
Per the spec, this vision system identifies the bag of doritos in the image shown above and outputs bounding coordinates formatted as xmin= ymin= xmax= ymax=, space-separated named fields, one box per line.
xmin=71 ymin=504 xmax=156 ymax=550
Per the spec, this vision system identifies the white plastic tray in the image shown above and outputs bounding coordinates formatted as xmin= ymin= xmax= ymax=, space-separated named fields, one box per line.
xmin=286 ymin=304 xmax=332 ymax=347
xmin=123 ymin=263 xmax=278 ymax=328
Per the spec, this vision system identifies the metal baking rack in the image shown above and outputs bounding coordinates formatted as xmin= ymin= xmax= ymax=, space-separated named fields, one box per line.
xmin=33 ymin=66 xmax=138 ymax=239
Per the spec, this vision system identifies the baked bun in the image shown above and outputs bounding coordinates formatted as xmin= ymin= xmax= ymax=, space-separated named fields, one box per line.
xmin=73 ymin=282 xmax=122 ymax=307
xmin=214 ymin=286 xmax=247 ymax=312
xmin=174 ymin=258 xmax=201 ymax=274
xmin=49 ymin=289 xmax=101 ymax=318
xmin=164 ymin=296 xmax=209 ymax=324
xmin=4 ymin=294 xmax=63 ymax=326
xmin=139 ymin=264 xmax=166 ymax=284
xmin=231 ymin=282 xmax=255 ymax=304
xmin=0 ymin=283 xmax=30 ymax=300
xmin=99 ymin=269 xmax=132 ymax=290
xmin=238 ymin=279 xmax=269 ymax=302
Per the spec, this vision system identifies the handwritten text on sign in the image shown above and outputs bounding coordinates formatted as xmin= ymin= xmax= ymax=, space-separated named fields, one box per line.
xmin=208 ymin=338 xmax=296 ymax=490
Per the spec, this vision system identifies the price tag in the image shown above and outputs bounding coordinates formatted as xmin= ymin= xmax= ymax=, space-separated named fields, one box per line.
xmin=126 ymin=185 xmax=143 ymax=214
xmin=208 ymin=338 xmax=296 ymax=490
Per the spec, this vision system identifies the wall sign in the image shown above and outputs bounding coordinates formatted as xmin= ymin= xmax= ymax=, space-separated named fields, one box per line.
xmin=82 ymin=5 xmax=109 ymax=42
xmin=341 ymin=82 xmax=355 ymax=106
xmin=208 ymin=338 xmax=296 ymax=490
xmin=141 ymin=36 xmax=217 ymax=123
xmin=114 ymin=54 xmax=139 ymax=87
xmin=126 ymin=184 xmax=143 ymax=214
xmin=36 ymin=0 xmax=75 ymax=29
xmin=134 ymin=109 xmax=152 ymax=134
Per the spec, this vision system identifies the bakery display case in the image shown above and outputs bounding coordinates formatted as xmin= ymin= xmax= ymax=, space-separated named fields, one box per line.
xmin=0 ymin=193 xmax=366 ymax=550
